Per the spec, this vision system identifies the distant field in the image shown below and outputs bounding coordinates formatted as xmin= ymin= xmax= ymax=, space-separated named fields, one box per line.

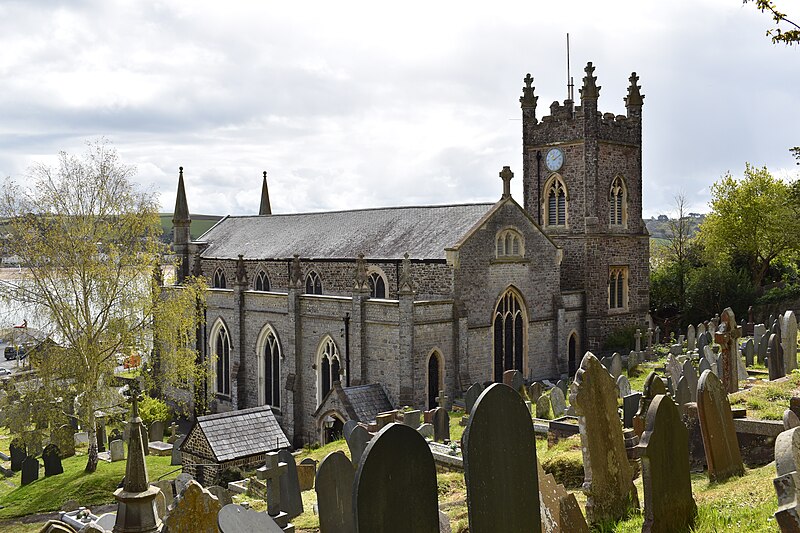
xmin=159 ymin=213 xmax=223 ymax=242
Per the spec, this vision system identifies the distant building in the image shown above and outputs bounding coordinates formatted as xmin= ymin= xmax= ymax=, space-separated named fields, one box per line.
xmin=171 ymin=62 xmax=650 ymax=445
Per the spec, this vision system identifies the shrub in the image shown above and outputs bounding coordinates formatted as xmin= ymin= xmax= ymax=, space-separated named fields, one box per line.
xmin=139 ymin=395 xmax=170 ymax=428
xmin=218 ymin=466 xmax=244 ymax=486
xmin=603 ymin=325 xmax=638 ymax=353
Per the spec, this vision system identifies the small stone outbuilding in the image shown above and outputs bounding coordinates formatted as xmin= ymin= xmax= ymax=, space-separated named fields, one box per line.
xmin=180 ymin=405 xmax=290 ymax=484
xmin=313 ymin=382 xmax=394 ymax=443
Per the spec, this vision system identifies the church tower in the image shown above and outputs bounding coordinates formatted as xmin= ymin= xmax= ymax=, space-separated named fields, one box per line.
xmin=520 ymin=63 xmax=649 ymax=352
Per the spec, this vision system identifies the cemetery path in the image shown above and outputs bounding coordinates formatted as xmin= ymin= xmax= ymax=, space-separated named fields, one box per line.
xmin=0 ymin=503 xmax=115 ymax=528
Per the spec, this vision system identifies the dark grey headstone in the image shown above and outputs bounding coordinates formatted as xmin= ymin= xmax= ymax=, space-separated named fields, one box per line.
xmin=637 ymin=395 xmax=697 ymax=532
xmin=343 ymin=420 xmax=359 ymax=442
xmin=148 ymin=420 xmax=165 ymax=442
xmin=315 ymin=451 xmax=355 ymax=533
xmin=675 ymin=376 xmax=691 ymax=407
xmin=768 ymin=333 xmax=786 ymax=381
xmin=502 ymin=370 xmax=525 ymax=395
xmin=697 ymin=370 xmax=744 ymax=482
xmin=21 ymin=455 xmax=39 ymax=486
xmin=171 ymin=434 xmax=186 ymax=466
xmin=698 ymin=358 xmax=712 ymax=377
xmin=96 ymin=418 xmax=107 ymax=453
xmin=218 ymin=503 xmax=284 ymax=533
xmin=346 ymin=425 xmax=371 ymax=467
xmin=743 ymin=338 xmax=755 ymax=366
xmin=556 ymin=379 xmax=568 ymax=396
xmin=354 ymin=423 xmax=439 ymax=533
xmin=682 ymin=360 xmax=699 ymax=403
xmin=277 ymin=448 xmax=303 ymax=519
xmin=623 ymin=392 xmax=642 ymax=429
xmin=42 ymin=444 xmax=63 ymax=477
xmin=9 ymin=438 xmax=26 ymax=472
xmin=432 ymin=407 xmax=450 ymax=442
xmin=758 ymin=331 xmax=770 ymax=365
xmin=463 ymin=384 xmax=540 ymax=533
xmin=464 ymin=382 xmax=484 ymax=415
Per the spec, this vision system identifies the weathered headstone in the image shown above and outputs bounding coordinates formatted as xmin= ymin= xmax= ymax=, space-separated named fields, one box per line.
xmin=42 ymin=444 xmax=63 ymax=477
xmin=754 ymin=323 xmax=766 ymax=359
xmin=218 ymin=503 xmax=285 ymax=533
xmin=697 ymin=329 xmax=709 ymax=353
xmin=174 ymin=472 xmax=194 ymax=497
xmin=464 ymin=383 xmax=484 ymax=415
xmin=417 ymin=423 xmax=434 ymax=439
xmin=171 ymin=433 xmax=186 ymax=466
xmin=167 ymin=480 xmax=225 ymax=531
xmin=698 ymin=357 xmax=712 ymax=377
xmin=769 ymin=333 xmax=787 ymax=381
xmin=556 ymin=379 xmax=568 ymax=396
xmin=737 ymin=351 xmax=748 ymax=381
xmin=346 ymin=424 xmax=372 ymax=467
xmin=537 ymin=461 xmax=589 ymax=532
xmin=148 ymin=420 xmax=165 ymax=443
xmin=696 ymin=370 xmax=744 ymax=482
xmin=616 ymin=375 xmax=631 ymax=399
xmin=782 ymin=311 xmax=798 ymax=374
xmin=637 ymin=394 xmax=697 ymax=533
xmin=277 ymin=448 xmax=303 ymax=519
xmin=10 ymin=438 xmax=26 ymax=472
xmin=682 ymin=359 xmax=699 ymax=402
xmin=785 ymin=409 xmax=800 ymax=431
xmin=635 ymin=328 xmax=643 ymax=352
xmin=297 ymin=457 xmax=316 ymax=491
xmin=654 ymin=326 xmax=661 ymax=345
xmin=432 ymin=407 xmax=450 ymax=442
xmin=21 ymin=455 xmax=39 ymax=485
xmin=402 ymin=409 xmax=421 ymax=428
xmin=354 ymin=423 xmax=439 ymax=532
xmin=674 ymin=376 xmax=691 ymax=407
xmin=773 ymin=426 xmax=800 ymax=530
xmin=463 ymin=384 xmax=541 ymax=533
xmin=503 ymin=370 xmax=525 ymax=395
xmin=153 ymin=479 xmax=175 ymax=508
xmin=609 ymin=353 xmax=623 ymax=380
xmin=743 ymin=338 xmax=755 ymax=367
xmin=666 ymin=354 xmax=682 ymax=391
xmin=316 ymin=451 xmax=355 ymax=533
xmin=570 ymin=353 xmax=639 ymax=525
xmin=529 ymin=382 xmax=543 ymax=403
xmin=207 ymin=485 xmax=233 ymax=507
xmin=343 ymin=419 xmax=358 ymax=442
xmin=759 ymin=330 xmax=770 ymax=365
xmin=535 ymin=394 xmax=551 ymax=419
xmin=550 ymin=387 xmax=566 ymax=418
xmin=623 ymin=392 xmax=642 ymax=429
xmin=687 ymin=324 xmax=696 ymax=352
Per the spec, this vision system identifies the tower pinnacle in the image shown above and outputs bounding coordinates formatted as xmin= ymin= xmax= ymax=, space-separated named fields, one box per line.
xmin=259 ymin=171 xmax=272 ymax=216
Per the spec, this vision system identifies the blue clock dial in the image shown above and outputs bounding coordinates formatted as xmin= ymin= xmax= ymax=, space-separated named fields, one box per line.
xmin=545 ymin=148 xmax=564 ymax=172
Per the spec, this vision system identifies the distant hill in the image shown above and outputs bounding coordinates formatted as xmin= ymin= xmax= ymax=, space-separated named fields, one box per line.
xmin=159 ymin=214 xmax=224 ymax=243
xmin=645 ymin=214 xmax=705 ymax=241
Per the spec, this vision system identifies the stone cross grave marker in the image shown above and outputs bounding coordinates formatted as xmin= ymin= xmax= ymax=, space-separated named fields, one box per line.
xmin=464 ymin=383 xmax=484 ymax=416
xmin=42 ymin=444 xmax=63 ymax=477
xmin=167 ymin=422 xmax=179 ymax=444
xmin=277 ymin=448 xmax=303 ymax=519
xmin=687 ymin=324 xmax=696 ymax=352
xmin=10 ymin=439 xmax=26 ymax=472
xmin=616 ymin=375 xmax=631 ymax=399
xmin=682 ymin=359 xmax=699 ymax=402
xmin=346 ymin=424 xmax=371 ymax=467
xmin=697 ymin=370 xmax=744 ymax=482
xmin=432 ymin=407 xmax=450 ymax=442
xmin=773 ymin=426 xmax=800 ymax=530
xmin=354 ymin=423 xmax=439 ymax=532
xmin=570 ymin=353 xmax=638 ymax=525
xmin=163 ymin=480 xmax=223 ymax=533
xmin=502 ymin=370 xmax=525 ymax=395
xmin=257 ymin=452 xmax=288 ymax=521
xmin=171 ymin=434 xmax=185 ymax=466
xmin=463 ymin=384 xmax=541 ymax=533
xmin=637 ymin=394 xmax=697 ymax=533
xmin=743 ymin=338 xmax=755 ymax=367
xmin=782 ymin=311 xmax=798 ymax=374
xmin=315 ymin=451 xmax=356 ymax=533
xmin=218 ymin=503 xmax=285 ymax=533
xmin=635 ymin=328 xmax=642 ymax=352
xmin=21 ymin=455 xmax=39 ymax=486
xmin=535 ymin=394 xmax=551 ymax=419
xmin=550 ymin=386 xmax=566 ymax=418
xmin=769 ymin=333 xmax=787 ymax=381
xmin=435 ymin=389 xmax=449 ymax=410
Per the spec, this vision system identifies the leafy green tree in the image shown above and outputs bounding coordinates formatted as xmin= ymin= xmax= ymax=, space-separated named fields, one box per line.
xmin=698 ymin=164 xmax=800 ymax=288
xmin=0 ymin=140 xmax=207 ymax=472
xmin=744 ymin=0 xmax=800 ymax=44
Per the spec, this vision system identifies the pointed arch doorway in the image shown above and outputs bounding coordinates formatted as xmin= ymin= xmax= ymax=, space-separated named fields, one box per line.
xmin=427 ymin=351 xmax=443 ymax=409
xmin=568 ymin=332 xmax=578 ymax=378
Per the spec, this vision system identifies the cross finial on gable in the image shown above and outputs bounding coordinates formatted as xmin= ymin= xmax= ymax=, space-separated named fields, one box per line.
xmin=499 ymin=166 xmax=514 ymax=199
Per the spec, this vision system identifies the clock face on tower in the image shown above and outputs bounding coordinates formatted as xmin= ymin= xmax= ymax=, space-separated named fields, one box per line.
xmin=545 ymin=148 xmax=564 ymax=172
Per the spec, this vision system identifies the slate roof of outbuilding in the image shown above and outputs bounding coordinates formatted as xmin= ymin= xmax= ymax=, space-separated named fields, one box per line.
xmin=197 ymin=203 xmax=495 ymax=261
xmin=340 ymin=383 xmax=394 ymax=423
xmin=192 ymin=405 xmax=290 ymax=462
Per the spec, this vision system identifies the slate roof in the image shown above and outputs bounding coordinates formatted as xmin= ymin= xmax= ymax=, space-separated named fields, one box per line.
xmin=340 ymin=383 xmax=394 ymax=423
xmin=197 ymin=203 xmax=495 ymax=261
xmin=191 ymin=405 xmax=290 ymax=462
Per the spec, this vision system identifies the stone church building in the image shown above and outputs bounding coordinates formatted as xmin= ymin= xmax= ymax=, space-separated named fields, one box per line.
xmin=171 ymin=62 xmax=650 ymax=446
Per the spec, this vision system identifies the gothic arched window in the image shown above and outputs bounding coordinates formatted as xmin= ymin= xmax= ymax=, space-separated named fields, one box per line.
xmin=260 ymin=327 xmax=281 ymax=408
xmin=213 ymin=323 xmax=231 ymax=396
xmin=496 ymin=229 xmax=524 ymax=258
xmin=544 ymin=175 xmax=568 ymax=226
xmin=609 ymin=266 xmax=628 ymax=310
xmin=305 ymin=271 xmax=323 ymax=295
xmin=368 ymin=271 xmax=387 ymax=299
xmin=493 ymin=290 xmax=526 ymax=382
xmin=255 ymin=270 xmax=270 ymax=292
xmin=213 ymin=268 xmax=227 ymax=289
xmin=318 ymin=337 xmax=341 ymax=404
xmin=610 ymin=176 xmax=627 ymax=227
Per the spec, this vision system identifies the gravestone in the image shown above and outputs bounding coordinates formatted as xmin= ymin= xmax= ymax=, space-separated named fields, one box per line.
xmin=687 ymin=324 xmax=696 ymax=352
xmin=623 ymin=392 xmax=642 ymax=428
xmin=171 ymin=433 xmax=186 ymax=466
xmin=537 ymin=461 xmax=589 ymax=532
xmin=354 ymin=423 xmax=439 ymax=532
xmin=343 ymin=420 xmax=358 ymax=442
xmin=256 ymin=452 xmax=291 ymax=527
xmin=42 ymin=444 xmax=63 ymax=477
xmin=635 ymin=328 xmax=642 ymax=352
xmin=556 ymin=379 xmax=568 ymax=396
xmin=550 ymin=387 xmax=566 ymax=418
xmin=502 ymin=370 xmax=525 ymax=395
xmin=600 ymin=356 xmax=613 ymax=374
xmin=754 ymin=323 xmax=766 ymax=359
xmin=697 ymin=328 xmax=709 ymax=353
xmin=529 ymin=382 xmax=543 ymax=403
xmin=637 ymin=394 xmax=697 ymax=533
xmin=682 ymin=359 xmax=699 ymax=402
xmin=665 ymin=354 xmax=682 ymax=391
xmin=654 ymin=326 xmax=661 ymax=345
xmin=535 ymin=394 xmax=551 ymax=419
xmin=744 ymin=338 xmax=755 ymax=366
xmin=782 ymin=311 xmax=798 ymax=374
xmin=432 ymin=407 xmax=450 ymax=442
xmin=737 ymin=352 xmax=748 ymax=381
xmin=175 ymin=472 xmax=194 ymax=497
xmin=207 ymin=485 xmax=233 ymax=507
xmin=154 ymin=490 xmax=167 ymax=520
xmin=402 ymin=410 xmax=421 ymax=428
xmin=674 ymin=376 xmax=691 ymax=407
xmin=464 ymin=383 xmax=484 ymax=415
xmin=153 ymin=479 xmax=175 ymax=508
xmin=346 ymin=424 xmax=372 ymax=466
xmin=167 ymin=421 xmax=179 ymax=444
xmin=616 ymin=375 xmax=631 ymax=399
xmin=697 ymin=370 xmax=744 ymax=482
xmin=759 ymin=330 xmax=770 ymax=365
xmin=21 ymin=455 xmax=39 ymax=486
xmin=417 ymin=423 xmax=434 ymax=439
xmin=375 ymin=412 xmax=395 ymax=430
xmin=698 ymin=357 xmax=712 ymax=377
xmin=316 ymin=451 xmax=356 ymax=533
xmin=148 ymin=420 xmax=165 ymax=443
xmin=785 ymin=409 xmax=800 ymax=430
xmin=769 ymin=333 xmax=787 ymax=381
xmin=609 ymin=353 xmax=623 ymax=380
xmin=773 ymin=427 xmax=800 ymax=530
xmin=218 ymin=504 xmax=284 ymax=533
xmin=51 ymin=424 xmax=76 ymax=458
xmin=164 ymin=480 xmax=222 ymax=533
xmin=277 ymin=448 xmax=303 ymax=519
xmin=570 ymin=353 xmax=638 ymax=525
xmin=297 ymin=457 xmax=316 ymax=491
xmin=96 ymin=415 xmax=107 ymax=453
xmin=463 ymin=384 xmax=541 ymax=533
xmin=10 ymin=438 xmax=26 ymax=472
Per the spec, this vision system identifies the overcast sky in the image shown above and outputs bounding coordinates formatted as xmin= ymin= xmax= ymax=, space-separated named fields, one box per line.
xmin=1 ymin=0 xmax=797 ymax=219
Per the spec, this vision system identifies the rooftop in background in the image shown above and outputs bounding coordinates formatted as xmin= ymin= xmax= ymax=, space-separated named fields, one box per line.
xmin=159 ymin=213 xmax=223 ymax=244
xmin=196 ymin=203 xmax=495 ymax=261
